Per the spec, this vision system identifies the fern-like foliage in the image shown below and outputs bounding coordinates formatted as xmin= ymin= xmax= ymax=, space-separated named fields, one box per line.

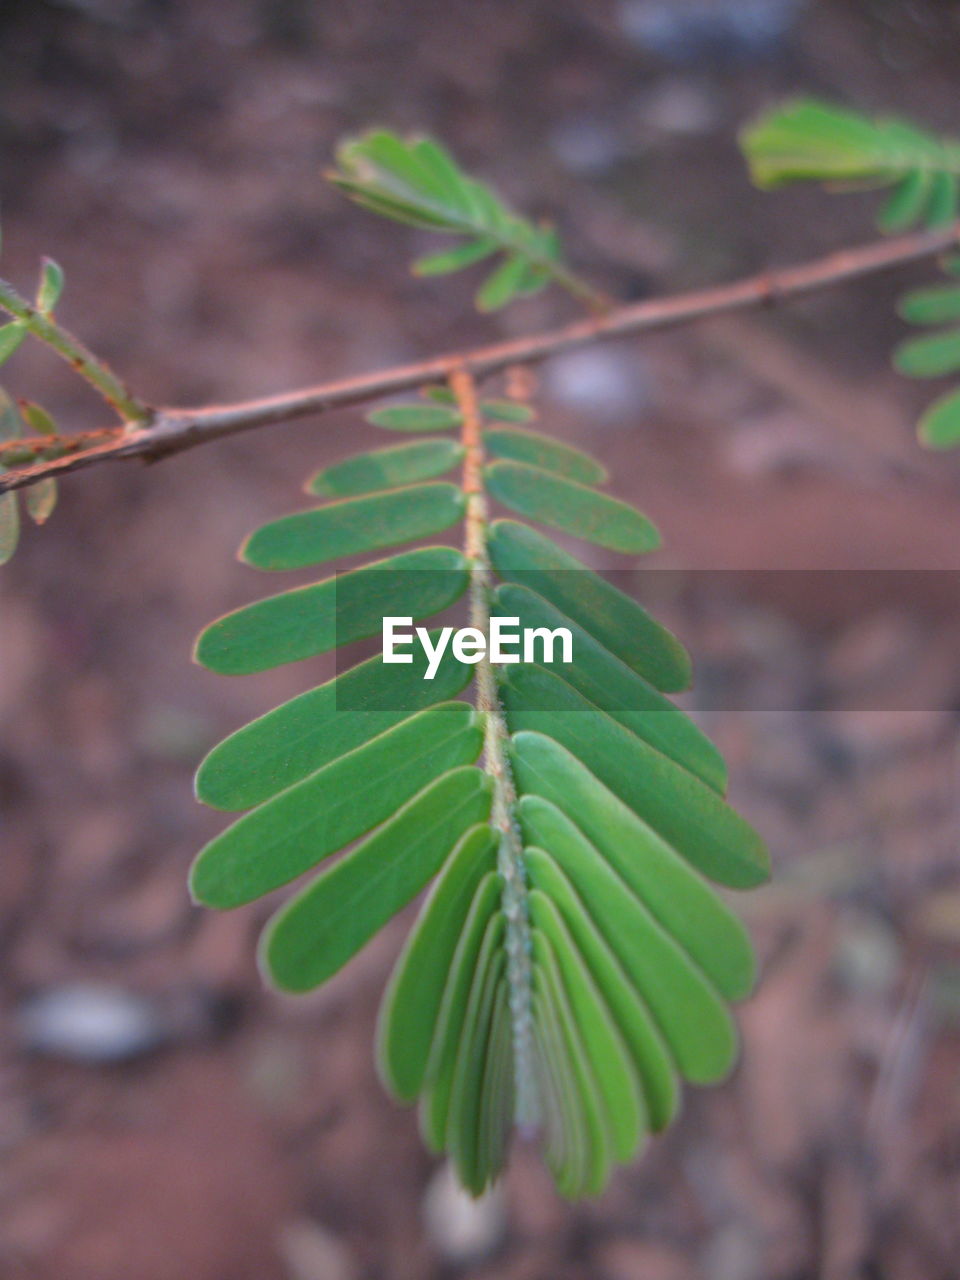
xmin=741 ymin=98 xmax=960 ymax=448
xmin=191 ymin=380 xmax=770 ymax=1197
xmin=329 ymin=130 xmax=603 ymax=311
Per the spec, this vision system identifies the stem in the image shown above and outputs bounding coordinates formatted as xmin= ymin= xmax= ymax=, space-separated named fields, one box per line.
xmin=450 ymin=364 xmax=538 ymax=1132
xmin=0 ymin=278 xmax=151 ymax=424
xmin=2 ymin=219 xmax=958 ymax=493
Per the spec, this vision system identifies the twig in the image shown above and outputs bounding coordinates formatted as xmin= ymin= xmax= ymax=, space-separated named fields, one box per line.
xmin=2 ymin=221 xmax=957 ymax=494
xmin=0 ymin=278 xmax=151 ymax=425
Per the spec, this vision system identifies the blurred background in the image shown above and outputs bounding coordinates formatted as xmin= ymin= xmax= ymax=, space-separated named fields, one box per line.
xmin=2 ymin=1 xmax=960 ymax=1277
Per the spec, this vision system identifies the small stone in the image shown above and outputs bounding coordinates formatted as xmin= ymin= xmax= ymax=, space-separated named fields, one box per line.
xmin=278 ymin=1219 xmax=357 ymax=1280
xmin=549 ymin=118 xmax=623 ymax=177
xmin=545 ymin=348 xmax=652 ymax=423
xmin=617 ymin=0 xmax=805 ymax=63
xmin=15 ymin=984 xmax=168 ymax=1064
xmin=422 ymin=1161 xmax=506 ymax=1265
xmin=641 ymin=80 xmax=718 ymax=136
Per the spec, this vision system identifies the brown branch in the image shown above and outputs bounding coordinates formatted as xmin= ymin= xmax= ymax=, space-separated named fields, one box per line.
xmin=2 ymin=221 xmax=958 ymax=495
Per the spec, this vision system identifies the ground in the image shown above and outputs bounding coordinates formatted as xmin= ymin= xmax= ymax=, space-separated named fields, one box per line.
xmin=1 ymin=2 xmax=959 ymax=1277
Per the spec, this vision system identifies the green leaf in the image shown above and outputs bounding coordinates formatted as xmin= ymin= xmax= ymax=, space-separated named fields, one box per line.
xmin=367 ymin=404 xmax=463 ymax=433
xmin=532 ymin=995 xmax=584 ymax=1197
xmin=328 ymin=130 xmax=592 ymax=311
xmin=503 ymin=671 xmax=770 ymax=889
xmin=524 ymin=847 xmax=678 ymax=1131
xmin=0 ymin=323 xmax=27 ymax=367
xmin=24 ymin=478 xmax=57 ymax=525
xmin=898 ymin=285 xmax=960 ymax=326
xmin=196 ymin=633 xmax=472 ymax=810
xmin=485 ymin=427 xmax=605 ymax=485
xmin=486 ymin=460 xmax=661 ymax=554
xmin=473 ymin=979 xmax=512 ymax=1191
xmin=19 ymin=402 xmax=57 ymax=436
xmin=377 ymin=823 xmax=498 ymax=1101
xmin=740 ymin=98 xmax=960 ymax=189
xmin=447 ymin=933 xmax=506 ymax=1193
xmin=479 ymin=400 xmax=535 ymax=424
xmin=423 ymin=388 xmax=534 ymax=425
xmin=194 ymin=545 xmax=468 ymax=675
xmin=0 ymin=389 xmax=22 ymax=443
xmin=492 ymin=582 xmax=726 ymax=792
xmin=420 ymin=871 xmax=502 ymax=1151
xmin=925 ymin=171 xmax=958 ymax=228
xmin=191 ymin=703 xmax=483 ymax=908
xmin=521 ymin=797 xmax=739 ymax=1082
xmin=307 ymin=439 xmax=464 ymax=498
xmin=0 ymin=492 xmax=19 ymax=565
xmin=893 ymin=329 xmax=960 ymax=378
xmin=518 ymin=782 xmax=756 ymax=1001
xmin=37 ymin=258 xmax=65 ymax=313
xmin=878 ymin=170 xmax=933 ymax=232
xmin=532 ymin=929 xmax=611 ymax=1196
xmin=261 ymin=765 xmax=493 ymax=993
xmin=241 ymin=482 xmax=466 ymax=571
xmin=529 ymin=889 xmax=644 ymax=1162
xmin=475 ymin=253 xmax=530 ymax=312
xmin=413 ymin=239 xmax=498 ymax=276
xmin=917 ymin=385 xmax=960 ymax=448
xmin=488 ymin=519 xmax=691 ymax=692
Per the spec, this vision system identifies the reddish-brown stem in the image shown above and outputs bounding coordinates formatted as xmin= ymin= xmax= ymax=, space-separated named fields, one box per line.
xmin=2 ymin=220 xmax=958 ymax=494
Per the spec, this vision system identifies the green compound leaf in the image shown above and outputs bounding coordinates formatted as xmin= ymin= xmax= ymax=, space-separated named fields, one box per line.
xmin=741 ymin=98 xmax=960 ymax=231
xmin=241 ymin=482 xmax=465 ymax=571
xmin=485 ymin=427 xmax=606 ymax=485
xmin=194 ymin=545 xmax=468 ymax=675
xmin=486 ymin=459 xmax=660 ymax=554
xmin=191 ymin=393 xmax=766 ymax=1199
xmin=329 ymin=129 xmax=595 ymax=311
xmin=307 ymin=439 xmax=464 ymax=498
xmin=261 ymin=766 xmax=493 ymax=992
xmin=742 ymin=99 xmax=960 ymax=454
xmin=367 ymin=403 xmax=463 ymax=433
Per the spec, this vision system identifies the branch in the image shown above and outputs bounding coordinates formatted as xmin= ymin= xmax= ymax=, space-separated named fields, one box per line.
xmin=3 ymin=221 xmax=958 ymax=494
xmin=0 ymin=278 xmax=151 ymax=424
